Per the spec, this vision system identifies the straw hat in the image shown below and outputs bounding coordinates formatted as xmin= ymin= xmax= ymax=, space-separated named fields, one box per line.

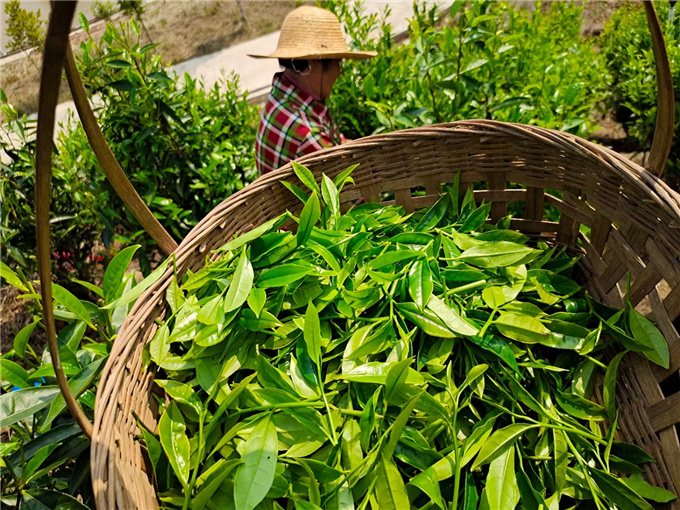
xmin=248 ymin=6 xmax=377 ymax=61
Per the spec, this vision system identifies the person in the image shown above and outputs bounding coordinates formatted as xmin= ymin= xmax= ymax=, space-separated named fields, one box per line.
xmin=249 ymin=6 xmax=375 ymax=174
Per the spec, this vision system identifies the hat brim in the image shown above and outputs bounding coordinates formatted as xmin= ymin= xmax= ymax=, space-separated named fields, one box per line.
xmin=248 ymin=49 xmax=376 ymax=60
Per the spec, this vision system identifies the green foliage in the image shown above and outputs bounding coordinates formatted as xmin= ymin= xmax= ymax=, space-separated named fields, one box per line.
xmin=3 ymin=0 xmax=45 ymax=52
xmin=141 ymin=165 xmax=672 ymax=509
xmin=325 ymin=0 xmax=607 ymax=139
xmin=76 ymin=19 xmax=258 ymax=267
xmin=0 ymin=95 xmax=106 ymax=274
xmin=1 ymin=20 xmax=259 ymax=274
xmin=91 ymin=1 xmax=119 ymax=21
xmin=117 ymin=0 xmax=144 ymax=19
xmin=0 ymin=253 xmax=157 ymax=509
xmin=599 ymin=2 xmax=680 ymax=183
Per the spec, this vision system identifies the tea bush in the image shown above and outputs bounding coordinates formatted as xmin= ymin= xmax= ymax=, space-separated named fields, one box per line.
xmin=0 ymin=250 xmax=160 ymax=510
xmin=599 ymin=1 xmax=680 ymax=184
xmin=0 ymin=95 xmax=107 ymax=275
xmin=77 ymin=17 xmax=259 ymax=270
xmin=326 ymin=1 xmax=608 ymax=140
xmin=1 ymin=18 xmax=259 ymax=275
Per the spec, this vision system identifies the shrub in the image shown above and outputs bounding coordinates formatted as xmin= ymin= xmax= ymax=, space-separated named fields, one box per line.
xmin=0 ymin=249 xmax=155 ymax=510
xmin=0 ymin=92 xmax=106 ymax=275
xmin=1 ymin=19 xmax=259 ymax=275
xmin=92 ymin=0 xmax=118 ymax=20
xmin=326 ymin=1 xmax=607 ymax=140
xmin=3 ymin=0 xmax=45 ymax=53
xmin=599 ymin=1 xmax=680 ymax=184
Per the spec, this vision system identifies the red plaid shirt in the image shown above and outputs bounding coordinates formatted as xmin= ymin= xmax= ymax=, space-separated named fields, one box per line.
xmin=256 ymin=72 xmax=345 ymax=174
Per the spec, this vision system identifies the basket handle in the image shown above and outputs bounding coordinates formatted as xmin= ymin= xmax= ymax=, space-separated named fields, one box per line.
xmin=36 ymin=0 xmax=92 ymax=438
xmin=36 ymin=0 xmax=179 ymax=438
xmin=644 ymin=1 xmax=675 ymax=177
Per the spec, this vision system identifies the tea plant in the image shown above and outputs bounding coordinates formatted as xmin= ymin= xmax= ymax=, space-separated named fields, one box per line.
xmin=76 ymin=17 xmax=259 ymax=270
xmin=599 ymin=1 xmax=680 ymax=184
xmin=326 ymin=1 xmax=607 ymax=140
xmin=0 ymin=248 xmax=167 ymax=509
xmin=1 ymin=18 xmax=260 ymax=275
xmin=0 ymin=92 xmax=106 ymax=275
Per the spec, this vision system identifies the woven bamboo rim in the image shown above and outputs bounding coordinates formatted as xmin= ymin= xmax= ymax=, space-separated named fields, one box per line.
xmin=89 ymin=120 xmax=680 ymax=508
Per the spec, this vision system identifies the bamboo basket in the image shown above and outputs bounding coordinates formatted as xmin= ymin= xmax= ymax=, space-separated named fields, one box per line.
xmin=33 ymin=2 xmax=678 ymax=509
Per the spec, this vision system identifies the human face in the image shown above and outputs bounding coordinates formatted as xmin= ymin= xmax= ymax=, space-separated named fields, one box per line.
xmin=320 ymin=59 xmax=341 ymax=100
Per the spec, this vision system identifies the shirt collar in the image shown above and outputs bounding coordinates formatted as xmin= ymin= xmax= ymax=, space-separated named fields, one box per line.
xmin=271 ymin=72 xmax=326 ymax=112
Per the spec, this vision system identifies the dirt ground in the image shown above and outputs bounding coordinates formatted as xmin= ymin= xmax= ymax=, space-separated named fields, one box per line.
xmin=0 ymin=0 xmax=303 ymax=117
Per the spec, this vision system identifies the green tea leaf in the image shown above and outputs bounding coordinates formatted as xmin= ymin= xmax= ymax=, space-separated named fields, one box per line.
xmin=485 ymin=447 xmax=520 ymax=510
xmin=52 ymin=284 xmax=94 ymax=328
xmin=555 ymin=390 xmax=608 ymax=421
xmin=322 ymin=174 xmax=340 ymax=219
xmin=1 ymin=261 xmax=27 ymax=291
xmin=463 ymin=472 xmax=480 ymax=510
xmin=554 ymin=429 xmax=568 ymax=491
xmin=408 ymin=259 xmax=433 ymax=310
xmin=367 ymin=249 xmax=422 ymax=270
xmin=221 ymin=216 xmax=284 ymax=253
xmin=257 ymin=264 xmax=313 ymax=288
xmin=102 ymin=257 xmax=170 ymax=310
xmin=0 ymin=386 xmax=59 ymax=427
xmin=427 ymin=295 xmax=479 ymax=336
xmin=391 ymin=232 xmax=434 ymax=245
xmin=292 ymin=161 xmax=320 ymax=194
xmin=166 ymin=277 xmax=185 ymax=315
xmin=197 ymin=294 xmax=225 ymax=325
xmin=247 ymin=287 xmax=267 ymax=317
xmin=604 ymin=351 xmax=627 ymax=420
xmin=224 ymin=251 xmax=254 ymax=312
xmin=472 ymin=423 xmax=536 ymax=469
xmin=409 ymin=468 xmax=446 ymax=510
xmin=621 ymin=475 xmax=677 ymax=503
xmin=103 ymin=245 xmax=139 ymax=302
xmin=155 ymin=380 xmax=202 ymax=420
xmin=333 ymin=164 xmax=357 ymax=190
xmin=282 ymin=180 xmax=310 ymax=204
xmin=459 ymin=202 xmax=491 ymax=233
xmin=340 ymin=362 xmax=424 ymax=385
xmin=628 ymin=309 xmax=670 ymax=369
xmin=13 ymin=319 xmax=39 ymax=359
xmin=384 ymin=390 xmax=422 ymax=458
xmin=0 ymin=359 xmax=31 ymax=389
xmin=459 ymin=242 xmax=537 ymax=268
xmin=590 ymin=468 xmax=654 ymax=510
xmin=304 ymin=301 xmax=322 ymax=366
xmin=415 ymin=194 xmax=449 ymax=231
xmin=494 ymin=313 xmax=550 ymax=344
xmin=39 ymin=357 xmax=105 ymax=432
xmin=397 ymin=302 xmax=455 ymax=338
xmin=193 ymin=459 xmax=241 ymax=510
xmin=384 ymin=358 xmax=411 ymax=405
xmin=159 ymin=401 xmax=190 ymax=488
xmin=375 ymin=455 xmax=409 ymax=509
xmin=468 ymin=334 xmax=519 ymax=372
xmin=233 ymin=414 xmax=278 ymax=510
xmin=298 ymin=192 xmax=321 ymax=246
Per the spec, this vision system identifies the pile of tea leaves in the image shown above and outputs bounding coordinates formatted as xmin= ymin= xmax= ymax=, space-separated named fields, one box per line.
xmin=141 ymin=164 xmax=674 ymax=510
